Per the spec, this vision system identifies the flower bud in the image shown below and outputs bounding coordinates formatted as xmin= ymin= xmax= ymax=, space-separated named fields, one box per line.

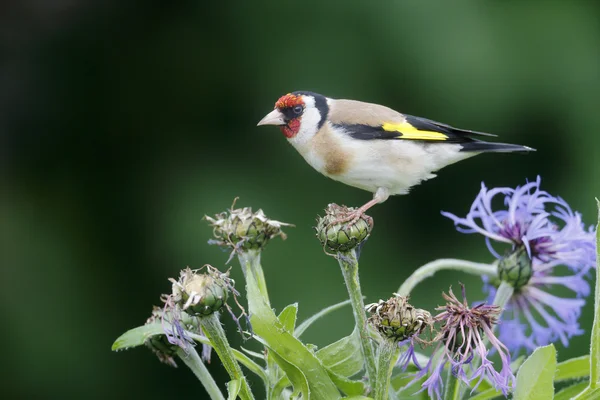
xmin=144 ymin=307 xmax=179 ymax=367
xmin=315 ymin=204 xmax=373 ymax=253
xmin=366 ymin=295 xmax=432 ymax=343
xmin=171 ymin=267 xmax=229 ymax=316
xmin=498 ymin=246 xmax=533 ymax=289
xmin=205 ymin=201 xmax=293 ymax=251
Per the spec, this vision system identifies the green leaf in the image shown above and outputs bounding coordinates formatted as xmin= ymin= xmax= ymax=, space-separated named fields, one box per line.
xmin=571 ymin=388 xmax=600 ymax=400
xmin=226 ymin=379 xmax=241 ymax=400
xmin=556 ymin=355 xmax=590 ymax=382
xmin=555 ymin=381 xmax=589 ymax=400
xmin=111 ymin=322 xmax=163 ymax=351
xmin=266 ymin=342 xmax=310 ymax=398
xmin=468 ymin=388 xmax=503 ymax=400
xmin=231 ymin=349 xmax=268 ymax=383
xmin=271 ymin=375 xmax=292 ymax=400
xmin=244 ymin=255 xmax=341 ymax=400
xmin=392 ymin=370 xmax=428 ymax=400
xmin=341 ymin=397 xmax=374 ymax=400
xmin=514 ymin=344 xmax=557 ymax=400
xmin=295 ymin=299 xmax=353 ymax=338
xmin=326 ymin=369 xmax=365 ymax=396
xmin=278 ymin=303 xmax=298 ymax=335
xmin=316 ymin=328 xmax=363 ymax=377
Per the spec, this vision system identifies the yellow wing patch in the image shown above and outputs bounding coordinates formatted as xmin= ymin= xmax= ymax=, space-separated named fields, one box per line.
xmin=382 ymin=122 xmax=448 ymax=141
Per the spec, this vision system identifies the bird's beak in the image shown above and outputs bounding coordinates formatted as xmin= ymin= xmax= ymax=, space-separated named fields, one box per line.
xmin=257 ymin=109 xmax=285 ymax=126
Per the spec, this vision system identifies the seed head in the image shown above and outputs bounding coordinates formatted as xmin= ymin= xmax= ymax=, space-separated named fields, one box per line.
xmin=205 ymin=199 xmax=293 ymax=254
xmin=366 ymin=294 xmax=432 ymax=343
xmin=316 ymin=203 xmax=373 ymax=253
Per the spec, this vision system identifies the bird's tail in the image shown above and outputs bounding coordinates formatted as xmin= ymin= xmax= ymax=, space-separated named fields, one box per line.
xmin=459 ymin=141 xmax=535 ymax=153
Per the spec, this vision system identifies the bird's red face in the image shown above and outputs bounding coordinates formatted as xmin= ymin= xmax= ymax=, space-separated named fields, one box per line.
xmin=274 ymin=94 xmax=305 ymax=138
xmin=257 ymin=93 xmax=306 ymax=138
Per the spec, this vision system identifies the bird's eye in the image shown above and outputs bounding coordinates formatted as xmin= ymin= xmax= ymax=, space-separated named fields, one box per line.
xmin=293 ymin=105 xmax=304 ymax=114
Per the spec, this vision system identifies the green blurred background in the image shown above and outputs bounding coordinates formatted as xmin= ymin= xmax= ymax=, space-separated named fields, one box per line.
xmin=2 ymin=0 xmax=599 ymax=398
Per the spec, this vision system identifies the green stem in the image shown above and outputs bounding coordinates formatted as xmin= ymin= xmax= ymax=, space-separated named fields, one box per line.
xmin=200 ymin=313 xmax=255 ymax=400
xmin=176 ymin=347 xmax=226 ymax=400
xmin=588 ymin=201 xmax=600 ymax=388
xmin=397 ymin=259 xmax=498 ymax=296
xmin=443 ymin=366 xmax=462 ymax=400
xmin=374 ymin=340 xmax=399 ymax=400
xmin=573 ymin=199 xmax=600 ymax=399
xmin=238 ymin=250 xmax=270 ymax=308
xmin=493 ymin=281 xmax=515 ymax=311
xmin=338 ymin=249 xmax=377 ymax=381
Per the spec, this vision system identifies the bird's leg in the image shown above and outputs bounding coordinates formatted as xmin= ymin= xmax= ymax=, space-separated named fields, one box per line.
xmin=330 ymin=188 xmax=390 ymax=227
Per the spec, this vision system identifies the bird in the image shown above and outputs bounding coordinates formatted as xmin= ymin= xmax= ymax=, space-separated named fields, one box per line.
xmin=257 ymin=91 xmax=534 ymax=224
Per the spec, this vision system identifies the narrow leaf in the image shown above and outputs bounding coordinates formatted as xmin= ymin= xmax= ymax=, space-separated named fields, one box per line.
xmin=468 ymin=388 xmax=503 ymax=400
xmin=341 ymin=397 xmax=374 ymax=400
xmin=278 ymin=303 xmax=298 ymax=335
xmin=112 ymin=322 xmax=163 ymax=351
xmin=246 ymin=259 xmax=342 ymax=400
xmin=514 ymin=344 xmax=557 ymax=400
xmin=316 ymin=328 xmax=363 ymax=377
xmin=555 ymin=381 xmax=589 ymax=400
xmin=295 ymin=299 xmax=353 ymax=338
xmin=231 ymin=349 xmax=268 ymax=383
xmin=227 ymin=379 xmax=241 ymax=400
xmin=555 ymin=355 xmax=590 ymax=382
xmin=326 ymin=369 xmax=365 ymax=396
xmin=266 ymin=342 xmax=310 ymax=398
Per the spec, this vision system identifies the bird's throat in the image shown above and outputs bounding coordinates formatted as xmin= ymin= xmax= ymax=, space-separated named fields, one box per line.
xmin=279 ymin=118 xmax=301 ymax=138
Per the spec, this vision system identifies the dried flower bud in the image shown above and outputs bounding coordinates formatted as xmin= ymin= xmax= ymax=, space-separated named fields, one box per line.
xmin=145 ymin=307 xmax=178 ymax=366
xmin=498 ymin=246 xmax=533 ymax=289
xmin=315 ymin=204 xmax=373 ymax=253
xmin=205 ymin=200 xmax=293 ymax=252
xmin=170 ymin=267 xmax=229 ymax=316
xmin=366 ymin=294 xmax=432 ymax=343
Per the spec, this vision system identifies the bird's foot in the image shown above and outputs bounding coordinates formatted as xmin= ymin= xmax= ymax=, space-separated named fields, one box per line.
xmin=326 ymin=208 xmax=364 ymax=229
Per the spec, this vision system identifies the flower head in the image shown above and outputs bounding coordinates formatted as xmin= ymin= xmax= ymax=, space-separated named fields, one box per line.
xmin=170 ymin=266 xmax=230 ymax=316
xmin=442 ymin=177 xmax=595 ymax=272
xmin=410 ymin=286 xmax=514 ymax=399
xmin=315 ymin=203 xmax=373 ymax=253
xmin=205 ymin=199 xmax=293 ymax=257
xmin=366 ymin=294 xmax=432 ymax=343
xmin=443 ymin=178 xmax=596 ymax=354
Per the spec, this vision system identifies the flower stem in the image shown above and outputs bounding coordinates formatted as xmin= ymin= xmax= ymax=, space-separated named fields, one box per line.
xmin=374 ymin=340 xmax=399 ymax=400
xmin=238 ymin=250 xmax=270 ymax=308
xmin=200 ymin=313 xmax=255 ymax=400
xmin=574 ymin=200 xmax=600 ymax=399
xmin=492 ymin=280 xmax=515 ymax=311
xmin=338 ymin=249 xmax=377 ymax=381
xmin=397 ymin=259 xmax=497 ymax=296
xmin=443 ymin=367 xmax=462 ymax=400
xmin=176 ymin=347 xmax=226 ymax=400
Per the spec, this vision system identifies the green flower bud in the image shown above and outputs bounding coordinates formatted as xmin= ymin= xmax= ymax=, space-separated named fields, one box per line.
xmin=498 ymin=246 xmax=533 ymax=289
xmin=205 ymin=200 xmax=293 ymax=251
xmin=171 ymin=267 xmax=229 ymax=316
xmin=144 ymin=305 xmax=203 ymax=367
xmin=315 ymin=203 xmax=373 ymax=253
xmin=366 ymin=295 xmax=432 ymax=343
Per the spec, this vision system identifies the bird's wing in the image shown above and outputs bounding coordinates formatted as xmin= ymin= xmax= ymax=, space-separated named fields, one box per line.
xmin=333 ymin=114 xmax=497 ymax=143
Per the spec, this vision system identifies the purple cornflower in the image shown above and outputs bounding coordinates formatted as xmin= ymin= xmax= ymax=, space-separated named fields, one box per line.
xmin=407 ymin=286 xmax=514 ymax=399
xmin=442 ymin=177 xmax=595 ymax=271
xmin=442 ymin=177 xmax=596 ymax=354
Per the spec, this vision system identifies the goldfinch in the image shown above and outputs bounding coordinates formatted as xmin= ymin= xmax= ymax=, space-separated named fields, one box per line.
xmin=257 ymin=91 xmax=534 ymax=222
